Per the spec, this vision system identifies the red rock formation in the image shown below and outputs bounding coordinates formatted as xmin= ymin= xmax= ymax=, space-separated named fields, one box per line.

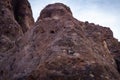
xmin=0 ymin=2 xmax=120 ymax=80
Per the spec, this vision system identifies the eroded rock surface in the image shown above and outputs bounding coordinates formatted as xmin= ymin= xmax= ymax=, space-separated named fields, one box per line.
xmin=0 ymin=0 xmax=23 ymax=53
xmin=0 ymin=0 xmax=34 ymax=79
xmin=0 ymin=2 xmax=120 ymax=80
xmin=0 ymin=0 xmax=34 ymax=51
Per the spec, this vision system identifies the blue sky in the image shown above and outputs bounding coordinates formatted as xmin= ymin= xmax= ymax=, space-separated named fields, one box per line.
xmin=29 ymin=0 xmax=120 ymax=41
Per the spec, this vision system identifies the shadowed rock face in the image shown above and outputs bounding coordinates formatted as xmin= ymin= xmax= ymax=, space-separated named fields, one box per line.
xmin=0 ymin=0 xmax=34 ymax=52
xmin=13 ymin=0 xmax=34 ymax=33
xmin=0 ymin=0 xmax=34 ymax=79
xmin=0 ymin=0 xmax=23 ymax=53
xmin=0 ymin=0 xmax=34 ymax=33
xmin=0 ymin=2 xmax=120 ymax=80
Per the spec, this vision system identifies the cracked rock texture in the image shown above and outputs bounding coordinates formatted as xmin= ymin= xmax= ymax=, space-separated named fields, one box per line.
xmin=0 ymin=1 xmax=120 ymax=80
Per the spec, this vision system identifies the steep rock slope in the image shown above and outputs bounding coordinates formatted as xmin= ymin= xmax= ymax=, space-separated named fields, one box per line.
xmin=84 ymin=21 xmax=120 ymax=73
xmin=0 ymin=2 xmax=120 ymax=80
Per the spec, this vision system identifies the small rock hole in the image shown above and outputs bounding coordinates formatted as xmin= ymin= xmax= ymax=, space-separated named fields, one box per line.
xmin=5 ymin=31 xmax=10 ymax=34
xmin=0 ymin=70 xmax=3 ymax=75
xmin=50 ymin=30 xmax=55 ymax=34
xmin=1 ymin=10 xmax=5 ymax=15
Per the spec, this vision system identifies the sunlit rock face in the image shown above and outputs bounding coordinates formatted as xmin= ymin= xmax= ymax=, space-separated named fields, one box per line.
xmin=0 ymin=2 xmax=120 ymax=80
xmin=39 ymin=3 xmax=72 ymax=20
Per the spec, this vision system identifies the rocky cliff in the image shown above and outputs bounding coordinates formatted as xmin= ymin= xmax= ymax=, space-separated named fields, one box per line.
xmin=0 ymin=1 xmax=120 ymax=80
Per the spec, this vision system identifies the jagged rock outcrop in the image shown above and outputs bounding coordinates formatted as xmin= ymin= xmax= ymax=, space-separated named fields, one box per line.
xmin=0 ymin=2 xmax=120 ymax=80
xmin=0 ymin=0 xmax=22 ymax=53
xmin=0 ymin=0 xmax=34 ymax=79
xmin=0 ymin=0 xmax=34 ymax=52
xmin=39 ymin=3 xmax=72 ymax=20
xmin=13 ymin=0 xmax=34 ymax=33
